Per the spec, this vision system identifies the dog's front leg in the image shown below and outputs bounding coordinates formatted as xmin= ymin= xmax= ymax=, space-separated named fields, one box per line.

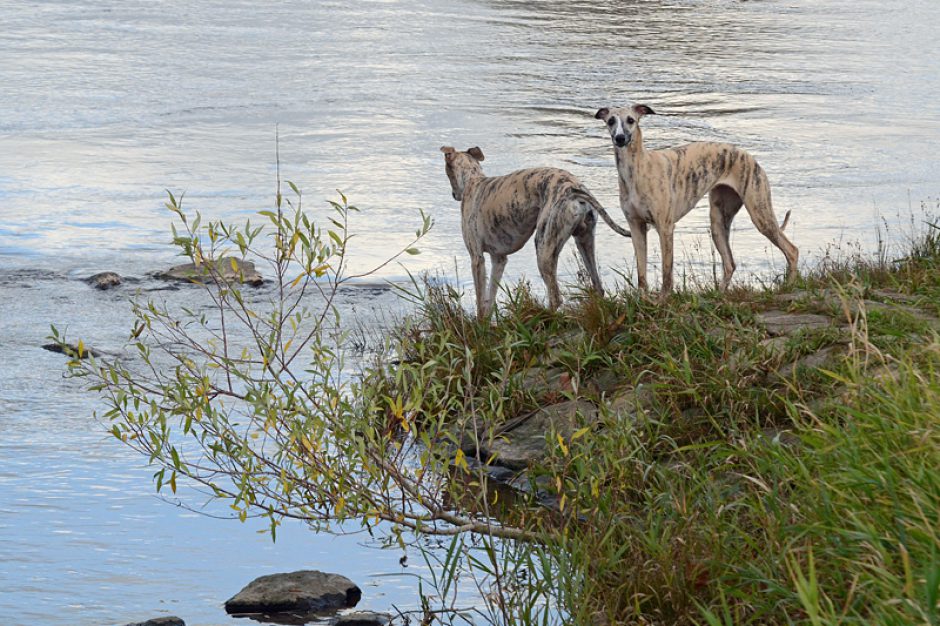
xmin=657 ymin=222 xmax=675 ymax=296
xmin=486 ymin=253 xmax=508 ymax=316
xmin=628 ymin=219 xmax=649 ymax=291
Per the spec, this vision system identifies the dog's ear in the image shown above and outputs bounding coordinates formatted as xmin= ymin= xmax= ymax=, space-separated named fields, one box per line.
xmin=440 ymin=146 xmax=456 ymax=156
xmin=594 ymin=107 xmax=610 ymax=120
xmin=633 ymin=104 xmax=656 ymax=118
xmin=467 ymin=147 xmax=485 ymax=161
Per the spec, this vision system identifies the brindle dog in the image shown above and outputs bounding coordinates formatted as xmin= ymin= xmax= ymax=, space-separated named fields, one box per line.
xmin=595 ymin=104 xmax=798 ymax=295
xmin=441 ymin=146 xmax=631 ymax=317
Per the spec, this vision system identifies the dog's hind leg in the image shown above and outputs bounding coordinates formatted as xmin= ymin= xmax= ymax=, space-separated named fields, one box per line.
xmin=573 ymin=209 xmax=603 ymax=295
xmin=535 ymin=237 xmax=565 ymax=310
xmin=534 ymin=206 xmax=571 ymax=310
xmin=470 ymin=251 xmax=489 ymax=318
xmin=709 ymin=184 xmax=743 ymax=291
xmin=740 ymin=169 xmax=799 ymax=284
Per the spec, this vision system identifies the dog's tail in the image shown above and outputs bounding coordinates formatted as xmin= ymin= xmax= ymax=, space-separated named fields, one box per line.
xmin=572 ymin=189 xmax=632 ymax=238
xmin=780 ymin=209 xmax=792 ymax=231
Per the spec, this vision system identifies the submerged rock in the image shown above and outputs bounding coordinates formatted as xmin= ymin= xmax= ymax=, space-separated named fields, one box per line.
xmin=85 ymin=271 xmax=122 ymax=290
xmin=122 ymin=618 xmax=185 ymax=626
xmin=225 ymin=570 xmax=361 ymax=617
xmin=41 ymin=342 xmax=102 ymax=359
xmin=334 ymin=611 xmax=391 ymax=626
xmin=157 ymin=257 xmax=263 ymax=287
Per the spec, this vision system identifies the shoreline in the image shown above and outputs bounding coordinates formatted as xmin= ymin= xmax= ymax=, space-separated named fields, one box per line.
xmin=363 ymin=219 xmax=940 ymax=624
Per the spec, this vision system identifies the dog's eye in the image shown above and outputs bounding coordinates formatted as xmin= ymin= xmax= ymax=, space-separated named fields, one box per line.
xmin=626 ymin=117 xmax=635 ymax=125
xmin=607 ymin=118 xmax=615 ymax=126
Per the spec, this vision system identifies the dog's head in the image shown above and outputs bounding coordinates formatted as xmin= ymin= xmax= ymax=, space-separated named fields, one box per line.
xmin=594 ymin=104 xmax=655 ymax=149
xmin=440 ymin=146 xmax=485 ymax=201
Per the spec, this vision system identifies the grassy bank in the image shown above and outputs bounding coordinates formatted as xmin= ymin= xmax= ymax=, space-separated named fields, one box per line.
xmin=361 ymin=223 xmax=940 ymax=625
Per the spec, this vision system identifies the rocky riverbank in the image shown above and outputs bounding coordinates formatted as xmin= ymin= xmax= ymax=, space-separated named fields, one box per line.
xmin=363 ymin=221 xmax=940 ymax=624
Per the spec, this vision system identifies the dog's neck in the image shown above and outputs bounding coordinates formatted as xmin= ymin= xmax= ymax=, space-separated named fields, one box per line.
xmin=613 ymin=126 xmax=647 ymax=186
xmin=455 ymin=164 xmax=485 ymax=199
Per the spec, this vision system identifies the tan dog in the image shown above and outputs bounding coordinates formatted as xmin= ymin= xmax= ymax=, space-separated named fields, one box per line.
xmin=595 ymin=104 xmax=798 ymax=294
xmin=441 ymin=146 xmax=631 ymax=317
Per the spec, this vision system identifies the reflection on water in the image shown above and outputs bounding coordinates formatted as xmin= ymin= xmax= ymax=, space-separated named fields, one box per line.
xmin=1 ymin=0 xmax=938 ymax=623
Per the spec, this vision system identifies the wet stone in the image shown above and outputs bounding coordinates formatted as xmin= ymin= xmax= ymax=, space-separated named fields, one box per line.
xmin=333 ymin=611 xmax=392 ymax=626
xmin=157 ymin=257 xmax=263 ymax=287
xmin=122 ymin=618 xmax=185 ymax=626
xmin=41 ymin=342 xmax=102 ymax=359
xmin=85 ymin=271 xmax=122 ymax=290
xmin=225 ymin=570 xmax=361 ymax=618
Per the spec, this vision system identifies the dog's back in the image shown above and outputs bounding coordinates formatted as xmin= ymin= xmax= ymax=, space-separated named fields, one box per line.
xmin=464 ymin=167 xmax=583 ymax=253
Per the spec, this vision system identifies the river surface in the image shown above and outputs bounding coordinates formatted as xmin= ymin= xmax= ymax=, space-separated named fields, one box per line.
xmin=1 ymin=1 xmax=939 ymax=624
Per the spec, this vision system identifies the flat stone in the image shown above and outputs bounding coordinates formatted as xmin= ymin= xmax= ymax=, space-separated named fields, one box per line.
xmin=157 ymin=257 xmax=263 ymax=287
xmin=122 ymin=618 xmax=185 ymax=626
xmin=225 ymin=570 xmax=361 ymax=617
xmin=868 ymin=288 xmax=921 ymax=305
xmin=605 ymin=385 xmax=654 ymax=420
xmin=756 ymin=310 xmax=832 ymax=337
xmin=546 ymin=328 xmax=585 ymax=351
xmin=773 ymin=290 xmax=811 ymax=304
xmin=770 ymin=345 xmax=846 ymax=383
xmin=858 ymin=300 xmax=939 ymax=324
xmin=518 ymin=367 xmax=571 ymax=393
xmin=759 ymin=336 xmax=790 ymax=356
xmin=85 ymin=271 xmax=122 ymax=290
xmin=333 ymin=611 xmax=392 ymax=626
xmin=486 ymin=400 xmax=597 ymax=470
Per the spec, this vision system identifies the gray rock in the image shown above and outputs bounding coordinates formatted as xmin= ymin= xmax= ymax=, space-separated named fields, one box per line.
xmin=589 ymin=369 xmax=624 ymax=395
xmin=773 ymin=290 xmax=811 ymax=305
xmin=86 ymin=271 xmax=122 ymax=290
xmin=756 ymin=310 xmax=832 ymax=337
xmin=157 ymin=257 xmax=263 ymax=287
xmin=869 ymin=288 xmax=920 ymax=305
xmin=517 ymin=367 xmax=572 ymax=394
xmin=605 ymin=385 xmax=655 ymax=420
xmin=122 ymin=618 xmax=185 ymax=626
xmin=486 ymin=400 xmax=597 ymax=469
xmin=759 ymin=336 xmax=790 ymax=356
xmin=546 ymin=328 xmax=585 ymax=351
xmin=770 ymin=344 xmax=846 ymax=383
xmin=225 ymin=570 xmax=361 ymax=616
xmin=333 ymin=611 xmax=391 ymax=626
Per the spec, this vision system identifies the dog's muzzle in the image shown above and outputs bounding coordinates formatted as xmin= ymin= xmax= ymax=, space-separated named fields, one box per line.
xmin=614 ymin=133 xmax=630 ymax=148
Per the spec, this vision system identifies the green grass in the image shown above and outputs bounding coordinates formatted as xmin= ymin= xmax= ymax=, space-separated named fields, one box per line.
xmin=361 ymin=220 xmax=940 ymax=625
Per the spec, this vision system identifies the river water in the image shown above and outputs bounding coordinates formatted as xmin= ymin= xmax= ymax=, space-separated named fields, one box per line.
xmin=1 ymin=1 xmax=938 ymax=624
